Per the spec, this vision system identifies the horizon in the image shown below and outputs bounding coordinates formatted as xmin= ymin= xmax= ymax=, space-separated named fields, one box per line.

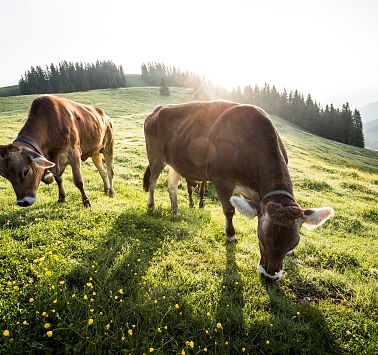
xmin=1 ymin=0 xmax=377 ymax=108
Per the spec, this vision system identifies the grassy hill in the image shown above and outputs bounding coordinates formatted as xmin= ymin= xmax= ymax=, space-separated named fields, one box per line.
xmin=0 ymin=88 xmax=377 ymax=354
xmin=0 ymin=85 xmax=20 ymax=97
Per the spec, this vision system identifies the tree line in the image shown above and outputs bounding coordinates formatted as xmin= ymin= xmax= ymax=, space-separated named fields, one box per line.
xmin=19 ymin=60 xmax=126 ymax=94
xmin=141 ymin=62 xmax=204 ymax=91
xmin=222 ymin=84 xmax=364 ymax=148
xmin=17 ymin=60 xmax=364 ymax=148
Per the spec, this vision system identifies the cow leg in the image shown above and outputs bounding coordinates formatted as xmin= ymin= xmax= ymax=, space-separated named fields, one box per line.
xmin=167 ymin=167 xmax=181 ymax=213
xmin=187 ymin=181 xmax=195 ymax=209
xmin=92 ymin=153 xmax=110 ymax=195
xmin=146 ymin=161 xmax=165 ymax=212
xmin=103 ymin=146 xmax=114 ymax=198
xmin=199 ymin=182 xmax=205 ymax=208
xmin=55 ymin=175 xmax=66 ymax=203
xmin=70 ymin=153 xmax=91 ymax=208
xmin=213 ymin=182 xmax=237 ymax=243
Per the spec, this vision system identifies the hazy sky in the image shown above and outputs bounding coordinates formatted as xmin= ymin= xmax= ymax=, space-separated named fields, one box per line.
xmin=1 ymin=0 xmax=377 ymax=107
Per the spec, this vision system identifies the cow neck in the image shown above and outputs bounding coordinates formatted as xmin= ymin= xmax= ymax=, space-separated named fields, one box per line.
xmin=13 ymin=134 xmax=45 ymax=157
xmin=257 ymin=157 xmax=293 ymax=199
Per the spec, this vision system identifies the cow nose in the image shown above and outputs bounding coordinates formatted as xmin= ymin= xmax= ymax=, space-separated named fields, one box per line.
xmin=16 ymin=196 xmax=37 ymax=207
xmin=258 ymin=264 xmax=283 ymax=282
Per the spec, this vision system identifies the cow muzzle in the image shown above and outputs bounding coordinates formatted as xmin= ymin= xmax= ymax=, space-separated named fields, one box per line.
xmin=17 ymin=196 xmax=37 ymax=207
xmin=258 ymin=264 xmax=283 ymax=282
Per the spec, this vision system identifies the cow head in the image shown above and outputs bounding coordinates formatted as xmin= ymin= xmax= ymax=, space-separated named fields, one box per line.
xmin=0 ymin=144 xmax=55 ymax=207
xmin=230 ymin=196 xmax=334 ymax=281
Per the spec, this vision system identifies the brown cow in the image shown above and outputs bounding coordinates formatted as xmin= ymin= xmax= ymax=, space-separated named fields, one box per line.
xmin=0 ymin=95 xmax=114 ymax=207
xmin=143 ymin=100 xmax=334 ymax=281
xmin=167 ymin=166 xmax=207 ymax=209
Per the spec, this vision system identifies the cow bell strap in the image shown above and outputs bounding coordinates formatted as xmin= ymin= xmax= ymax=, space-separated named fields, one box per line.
xmin=262 ymin=189 xmax=295 ymax=202
xmin=13 ymin=135 xmax=44 ymax=157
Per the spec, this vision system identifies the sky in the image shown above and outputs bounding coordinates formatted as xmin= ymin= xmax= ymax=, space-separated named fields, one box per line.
xmin=1 ymin=0 xmax=377 ymax=108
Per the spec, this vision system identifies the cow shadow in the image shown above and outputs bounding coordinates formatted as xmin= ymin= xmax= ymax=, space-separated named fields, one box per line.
xmin=216 ymin=243 xmax=246 ymax=345
xmin=258 ymin=255 xmax=343 ymax=354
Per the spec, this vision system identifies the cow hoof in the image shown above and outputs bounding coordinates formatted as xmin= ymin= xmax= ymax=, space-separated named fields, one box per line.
xmin=286 ymin=250 xmax=295 ymax=257
xmin=58 ymin=197 xmax=65 ymax=203
xmin=83 ymin=198 xmax=92 ymax=208
xmin=189 ymin=203 xmax=194 ymax=209
xmin=108 ymin=189 xmax=114 ymax=198
xmin=199 ymin=203 xmax=204 ymax=209
xmin=172 ymin=208 xmax=179 ymax=214
xmin=226 ymin=235 xmax=238 ymax=243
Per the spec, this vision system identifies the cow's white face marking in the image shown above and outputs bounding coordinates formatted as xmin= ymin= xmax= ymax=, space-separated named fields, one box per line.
xmin=17 ymin=196 xmax=37 ymax=206
xmin=258 ymin=264 xmax=283 ymax=280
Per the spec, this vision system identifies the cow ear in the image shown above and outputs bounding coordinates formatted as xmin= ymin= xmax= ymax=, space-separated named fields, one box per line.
xmin=23 ymin=148 xmax=55 ymax=169
xmin=302 ymin=207 xmax=334 ymax=231
xmin=230 ymin=196 xmax=259 ymax=218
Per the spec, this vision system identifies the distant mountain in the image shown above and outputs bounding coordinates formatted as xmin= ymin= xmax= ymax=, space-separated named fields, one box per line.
xmin=360 ymin=101 xmax=378 ymax=123
xmin=364 ymin=119 xmax=378 ymax=150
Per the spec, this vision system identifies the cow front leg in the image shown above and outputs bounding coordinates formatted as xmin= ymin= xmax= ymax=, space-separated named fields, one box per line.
xmin=71 ymin=154 xmax=91 ymax=208
xmin=213 ymin=182 xmax=237 ymax=243
xmin=144 ymin=161 xmax=165 ymax=212
xmin=199 ymin=181 xmax=205 ymax=208
xmin=55 ymin=175 xmax=66 ymax=203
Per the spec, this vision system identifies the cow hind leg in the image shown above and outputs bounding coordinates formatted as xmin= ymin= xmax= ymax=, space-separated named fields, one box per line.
xmin=167 ymin=167 xmax=181 ymax=213
xmin=213 ymin=182 xmax=237 ymax=243
xmin=92 ymin=153 xmax=111 ymax=196
xmin=70 ymin=152 xmax=91 ymax=208
xmin=187 ymin=181 xmax=194 ymax=208
xmin=103 ymin=146 xmax=114 ymax=198
xmin=199 ymin=181 xmax=205 ymax=208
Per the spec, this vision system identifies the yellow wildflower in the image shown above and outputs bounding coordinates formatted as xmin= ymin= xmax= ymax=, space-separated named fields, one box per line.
xmin=92 ymin=291 xmax=96 ymax=296
xmin=216 ymin=322 xmax=222 ymax=329
xmin=3 ymin=329 xmax=10 ymax=337
xmin=149 ymin=348 xmax=154 ymax=353
xmin=88 ymin=319 xmax=94 ymax=326
xmin=175 ymin=304 xmax=180 ymax=309
xmin=241 ymin=348 xmax=246 ymax=352
xmin=121 ymin=336 xmax=126 ymax=341
xmin=42 ymin=312 xmax=48 ymax=317
xmin=128 ymin=329 xmax=133 ymax=336
xmin=29 ymin=298 xmax=34 ymax=303
xmin=59 ymin=280 xmax=65 ymax=285
xmin=204 ymin=348 xmax=208 ymax=352
xmin=47 ymin=330 xmax=53 ymax=337
xmin=83 ymin=295 xmax=88 ymax=300
xmin=71 ymin=293 xmax=76 ymax=298
xmin=181 ymin=350 xmax=185 ymax=355
xmin=119 ymin=288 xmax=124 ymax=294
xmin=266 ymin=340 xmax=270 ymax=345
xmin=23 ymin=320 xmax=29 ymax=326
xmin=189 ymin=340 xmax=194 ymax=348
xmin=44 ymin=323 xmax=51 ymax=329
xmin=53 ymin=299 xmax=57 ymax=304
xmin=46 ymin=271 xmax=52 ymax=277
xmin=105 ymin=323 xmax=111 ymax=330
xmin=86 ymin=282 xmax=93 ymax=288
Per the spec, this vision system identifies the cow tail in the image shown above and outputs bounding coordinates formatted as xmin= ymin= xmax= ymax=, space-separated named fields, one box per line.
xmin=143 ymin=166 xmax=151 ymax=192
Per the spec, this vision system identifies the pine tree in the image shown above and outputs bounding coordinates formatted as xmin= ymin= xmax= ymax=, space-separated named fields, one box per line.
xmin=160 ymin=78 xmax=170 ymax=96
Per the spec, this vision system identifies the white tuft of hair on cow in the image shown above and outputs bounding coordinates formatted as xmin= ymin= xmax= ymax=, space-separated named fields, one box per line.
xmin=258 ymin=264 xmax=283 ymax=280
xmin=230 ymin=196 xmax=258 ymax=218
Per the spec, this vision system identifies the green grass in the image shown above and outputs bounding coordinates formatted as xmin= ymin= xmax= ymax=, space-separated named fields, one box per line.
xmin=0 ymin=88 xmax=377 ymax=354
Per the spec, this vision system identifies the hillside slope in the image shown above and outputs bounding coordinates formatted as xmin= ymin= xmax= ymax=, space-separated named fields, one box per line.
xmin=0 ymin=88 xmax=377 ymax=354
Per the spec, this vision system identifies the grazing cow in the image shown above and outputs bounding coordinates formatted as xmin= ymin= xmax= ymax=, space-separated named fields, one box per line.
xmin=167 ymin=166 xmax=207 ymax=208
xmin=143 ymin=101 xmax=334 ymax=281
xmin=0 ymin=95 xmax=114 ymax=207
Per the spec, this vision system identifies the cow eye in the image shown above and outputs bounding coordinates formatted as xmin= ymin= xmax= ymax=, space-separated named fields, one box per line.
xmin=23 ymin=168 xmax=29 ymax=177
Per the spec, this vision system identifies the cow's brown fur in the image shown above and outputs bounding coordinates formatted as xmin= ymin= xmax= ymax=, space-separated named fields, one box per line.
xmin=143 ymin=100 xmax=333 ymax=280
xmin=0 ymin=95 xmax=114 ymax=207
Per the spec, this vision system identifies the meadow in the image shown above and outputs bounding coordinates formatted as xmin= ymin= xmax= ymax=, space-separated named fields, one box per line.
xmin=0 ymin=88 xmax=377 ymax=354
